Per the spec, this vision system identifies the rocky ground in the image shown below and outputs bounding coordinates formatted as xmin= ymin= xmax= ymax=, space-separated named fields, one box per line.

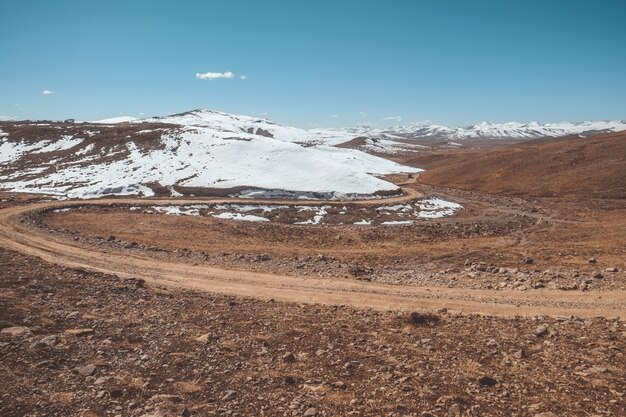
xmin=32 ymin=184 xmax=626 ymax=291
xmin=1 ymin=247 xmax=625 ymax=417
xmin=1 ymin=132 xmax=625 ymax=416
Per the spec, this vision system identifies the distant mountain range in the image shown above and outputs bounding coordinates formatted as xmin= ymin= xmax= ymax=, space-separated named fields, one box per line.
xmin=94 ymin=111 xmax=626 ymax=141
xmin=380 ymin=120 xmax=626 ymax=140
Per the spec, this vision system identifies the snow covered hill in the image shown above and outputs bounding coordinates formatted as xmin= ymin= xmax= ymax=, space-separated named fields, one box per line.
xmin=0 ymin=110 xmax=420 ymax=199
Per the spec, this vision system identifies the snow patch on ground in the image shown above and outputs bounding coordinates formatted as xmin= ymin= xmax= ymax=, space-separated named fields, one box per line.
xmin=32 ymin=136 xmax=83 ymax=154
xmin=212 ymin=212 xmax=270 ymax=222
xmin=214 ymin=204 xmax=288 ymax=213
xmin=295 ymin=206 xmax=330 ymax=225
xmin=152 ymin=205 xmax=208 ymax=216
xmin=381 ymin=220 xmax=414 ymax=225
xmin=415 ymin=198 xmax=462 ymax=218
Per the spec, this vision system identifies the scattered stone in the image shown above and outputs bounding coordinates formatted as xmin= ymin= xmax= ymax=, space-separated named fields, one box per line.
xmin=523 ymin=257 xmax=534 ymax=264
xmin=36 ymin=335 xmax=58 ymax=348
xmin=588 ymin=257 xmax=597 ymax=264
xmin=94 ymin=376 xmax=109 ymax=385
xmin=409 ymin=312 xmax=440 ymax=326
xmin=592 ymin=272 xmax=604 ymax=279
xmin=605 ymin=267 xmax=618 ymax=273
xmin=110 ymin=389 xmax=123 ymax=398
xmin=303 ymin=407 xmax=317 ymax=416
xmin=533 ymin=413 xmax=558 ymax=417
xmin=64 ymin=328 xmax=94 ymax=336
xmin=222 ymin=390 xmax=237 ymax=401
xmin=195 ymin=333 xmax=210 ymax=343
xmin=534 ymin=325 xmax=549 ymax=337
xmin=1 ymin=326 xmax=30 ymax=337
xmin=139 ymin=412 xmax=164 ymax=417
xmin=331 ymin=381 xmax=346 ymax=389
xmin=448 ymin=403 xmax=461 ymax=417
xmin=478 ymin=376 xmax=498 ymax=387
xmin=282 ymin=352 xmax=296 ymax=363
xmin=75 ymin=364 xmax=96 ymax=376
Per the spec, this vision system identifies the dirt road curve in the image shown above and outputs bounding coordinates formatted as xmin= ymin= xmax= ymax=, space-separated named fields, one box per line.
xmin=1 ymin=195 xmax=624 ymax=319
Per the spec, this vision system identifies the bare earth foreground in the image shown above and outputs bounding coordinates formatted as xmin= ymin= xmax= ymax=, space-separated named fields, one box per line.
xmin=1 ymin=133 xmax=625 ymax=416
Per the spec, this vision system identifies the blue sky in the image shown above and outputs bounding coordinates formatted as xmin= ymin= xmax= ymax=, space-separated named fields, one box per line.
xmin=1 ymin=0 xmax=625 ymax=127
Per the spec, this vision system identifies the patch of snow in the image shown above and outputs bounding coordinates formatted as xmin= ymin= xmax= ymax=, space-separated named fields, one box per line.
xmin=295 ymin=206 xmax=330 ymax=225
xmin=215 ymin=204 xmax=288 ymax=213
xmin=377 ymin=204 xmax=412 ymax=212
xmin=169 ymin=187 xmax=183 ymax=197
xmin=33 ymin=136 xmax=83 ymax=153
xmin=75 ymin=143 xmax=95 ymax=156
xmin=415 ymin=198 xmax=462 ymax=219
xmin=152 ymin=205 xmax=208 ymax=216
xmin=212 ymin=212 xmax=269 ymax=222
xmin=92 ymin=116 xmax=138 ymax=124
xmin=381 ymin=220 xmax=414 ymax=225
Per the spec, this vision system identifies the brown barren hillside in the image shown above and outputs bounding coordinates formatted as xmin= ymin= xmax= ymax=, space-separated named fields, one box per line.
xmin=400 ymin=131 xmax=626 ymax=198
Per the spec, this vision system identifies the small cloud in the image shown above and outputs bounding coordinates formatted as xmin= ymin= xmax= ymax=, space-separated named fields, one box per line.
xmin=42 ymin=90 xmax=54 ymax=95
xmin=138 ymin=112 xmax=145 ymax=116
xmin=331 ymin=115 xmax=339 ymax=118
xmin=0 ymin=115 xmax=16 ymax=121
xmin=384 ymin=115 xmax=402 ymax=122
xmin=359 ymin=111 xmax=367 ymax=116
xmin=195 ymin=71 xmax=235 ymax=80
xmin=240 ymin=74 xmax=248 ymax=80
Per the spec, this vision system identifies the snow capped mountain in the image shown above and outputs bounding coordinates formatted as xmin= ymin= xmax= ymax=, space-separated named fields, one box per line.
xmin=0 ymin=110 xmax=419 ymax=199
xmin=385 ymin=120 xmax=626 ymax=140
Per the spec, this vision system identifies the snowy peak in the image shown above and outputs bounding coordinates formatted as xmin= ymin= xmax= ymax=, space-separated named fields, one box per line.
xmin=387 ymin=120 xmax=626 ymax=140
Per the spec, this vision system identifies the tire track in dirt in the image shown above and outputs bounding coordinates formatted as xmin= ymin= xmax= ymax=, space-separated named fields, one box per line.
xmin=1 ymin=195 xmax=624 ymax=319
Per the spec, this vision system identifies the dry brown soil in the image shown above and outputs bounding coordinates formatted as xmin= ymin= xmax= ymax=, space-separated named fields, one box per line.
xmin=1 ymin=132 xmax=625 ymax=416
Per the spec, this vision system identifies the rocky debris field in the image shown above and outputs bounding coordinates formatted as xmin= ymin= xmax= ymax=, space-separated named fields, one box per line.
xmin=1 ymin=248 xmax=625 ymax=417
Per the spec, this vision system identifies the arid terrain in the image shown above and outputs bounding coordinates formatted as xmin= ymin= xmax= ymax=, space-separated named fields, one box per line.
xmin=1 ymin=132 xmax=625 ymax=416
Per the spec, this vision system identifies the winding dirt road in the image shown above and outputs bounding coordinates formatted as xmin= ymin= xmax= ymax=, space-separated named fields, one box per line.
xmin=1 ymin=194 xmax=624 ymax=319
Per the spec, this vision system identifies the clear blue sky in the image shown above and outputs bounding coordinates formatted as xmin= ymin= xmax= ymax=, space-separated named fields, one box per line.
xmin=1 ymin=0 xmax=625 ymax=127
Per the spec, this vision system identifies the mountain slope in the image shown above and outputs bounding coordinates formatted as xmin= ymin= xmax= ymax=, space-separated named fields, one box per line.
xmin=401 ymin=131 xmax=626 ymax=198
xmin=0 ymin=111 xmax=419 ymax=199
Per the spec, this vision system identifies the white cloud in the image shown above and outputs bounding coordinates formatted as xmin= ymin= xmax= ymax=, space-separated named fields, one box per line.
xmin=359 ymin=111 xmax=367 ymax=116
xmin=0 ymin=115 xmax=16 ymax=121
xmin=384 ymin=115 xmax=402 ymax=122
xmin=42 ymin=90 xmax=54 ymax=95
xmin=240 ymin=74 xmax=248 ymax=80
xmin=195 ymin=71 xmax=235 ymax=80
xmin=331 ymin=115 xmax=339 ymax=118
